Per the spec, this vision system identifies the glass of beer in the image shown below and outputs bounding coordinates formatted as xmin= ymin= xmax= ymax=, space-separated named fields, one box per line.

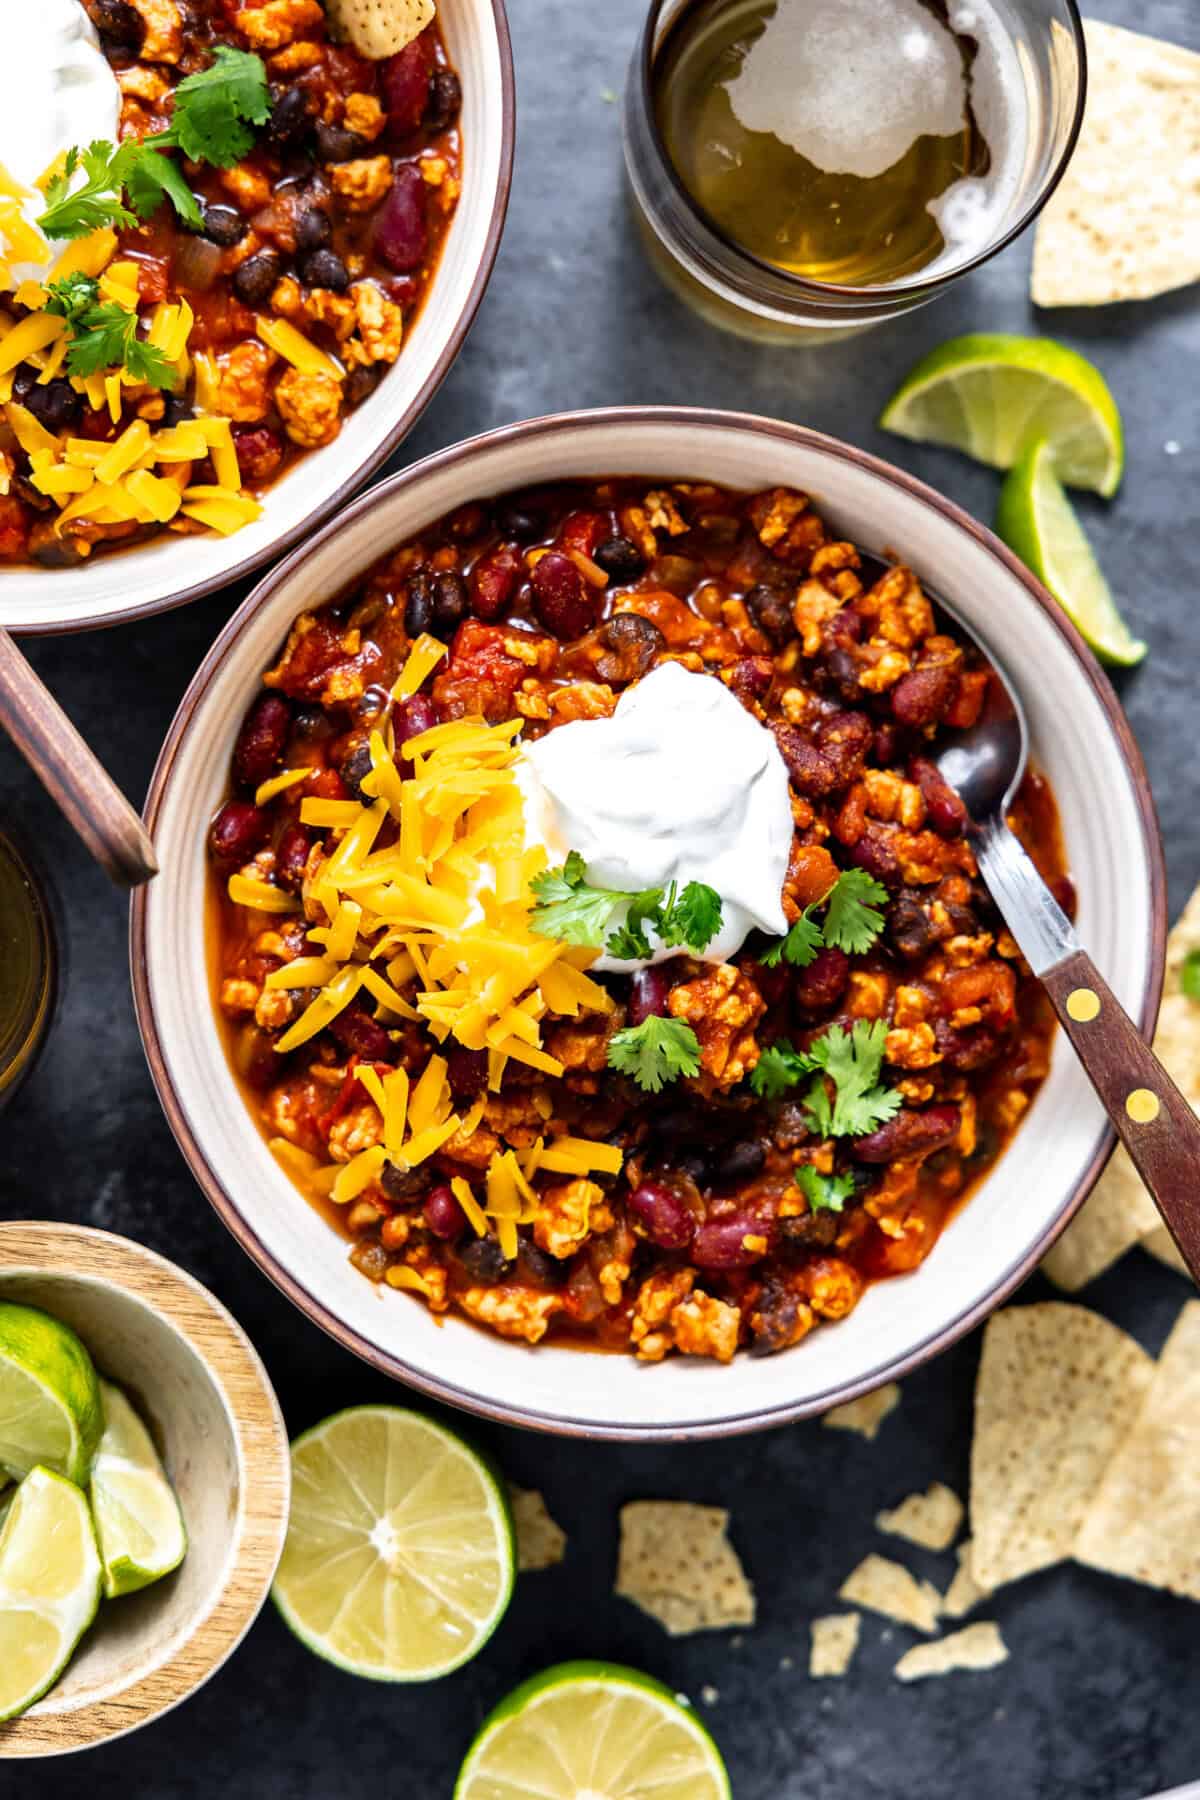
xmin=0 ymin=831 xmax=57 ymax=1108
xmin=623 ymin=0 xmax=1086 ymax=342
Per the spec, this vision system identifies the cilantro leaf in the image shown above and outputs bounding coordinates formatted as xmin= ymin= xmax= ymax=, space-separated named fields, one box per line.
xmin=124 ymin=146 xmax=204 ymax=231
xmin=37 ymin=141 xmax=139 ymax=240
xmin=44 ymin=272 xmax=100 ymax=328
xmin=760 ymin=905 xmax=823 ymax=969
xmin=658 ymin=881 xmax=724 ymax=952
xmin=1182 ymin=949 xmax=1200 ymax=1002
xmin=821 ymin=869 xmax=889 ymax=955
xmin=795 ymin=1166 xmax=856 ymax=1214
xmin=605 ymin=886 xmax=666 ymax=961
xmin=801 ymin=1020 xmax=902 ymax=1139
xmin=749 ymin=1037 xmax=813 ymax=1100
xmin=529 ymin=856 xmax=664 ymax=950
xmin=607 ymin=1016 xmax=700 ymax=1093
xmin=54 ymin=295 xmax=176 ymax=389
xmin=152 ymin=47 xmax=271 ymax=169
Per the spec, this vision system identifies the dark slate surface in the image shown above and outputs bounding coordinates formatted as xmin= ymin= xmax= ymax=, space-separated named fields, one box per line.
xmin=3 ymin=0 xmax=1199 ymax=1793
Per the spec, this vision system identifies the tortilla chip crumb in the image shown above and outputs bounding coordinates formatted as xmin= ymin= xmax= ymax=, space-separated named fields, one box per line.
xmin=509 ymin=1485 xmax=566 ymax=1572
xmin=876 ymin=1482 xmax=963 ymax=1552
xmin=838 ymin=1554 xmax=940 ymax=1634
xmin=1075 ymin=1300 xmax=1200 ymax=1600
xmin=823 ymin=1382 xmax=901 ymax=1441
xmin=615 ymin=1502 xmax=755 ymax=1636
xmin=810 ymin=1612 xmax=861 ymax=1678
xmin=894 ymin=1622 xmax=1008 ymax=1682
xmin=1041 ymin=1146 xmax=1160 ymax=1291
xmin=941 ymin=1541 xmax=989 ymax=1620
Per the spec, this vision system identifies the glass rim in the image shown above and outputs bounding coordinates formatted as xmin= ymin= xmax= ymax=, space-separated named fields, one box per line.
xmin=636 ymin=0 xmax=1089 ymax=302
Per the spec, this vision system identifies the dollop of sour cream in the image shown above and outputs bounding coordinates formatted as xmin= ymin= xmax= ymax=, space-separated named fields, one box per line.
xmin=1 ymin=0 xmax=121 ymax=288
xmin=520 ymin=662 xmax=793 ymax=972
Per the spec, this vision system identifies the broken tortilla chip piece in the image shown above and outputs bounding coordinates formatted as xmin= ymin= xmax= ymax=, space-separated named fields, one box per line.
xmin=325 ymin=0 xmax=434 ymax=58
xmin=822 ymin=1382 xmax=900 ymax=1441
xmin=1142 ymin=1225 xmax=1191 ymax=1279
xmin=838 ymin=1554 xmax=940 ymax=1634
xmin=615 ymin=1502 xmax=755 ymax=1636
xmin=970 ymin=1303 xmax=1154 ymax=1593
xmin=1032 ymin=21 xmax=1200 ymax=307
xmin=894 ymin=1622 xmax=1008 ymax=1682
xmin=509 ymin=1486 xmax=566 ymax=1572
xmin=876 ymin=1482 xmax=963 ymax=1552
xmin=941 ymin=1541 xmax=989 ymax=1620
xmin=1041 ymin=1146 xmax=1160 ymax=1292
xmin=1075 ymin=1301 xmax=1200 ymax=1600
xmin=810 ymin=1612 xmax=861 ymax=1679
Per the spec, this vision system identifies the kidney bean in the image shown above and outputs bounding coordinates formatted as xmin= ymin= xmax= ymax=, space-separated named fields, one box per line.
xmin=825 ymin=646 xmax=864 ymax=705
xmin=771 ymin=711 xmax=871 ymax=797
xmin=594 ymin=613 xmax=664 ymax=685
xmin=910 ymin=756 xmax=968 ymax=837
xmin=855 ymin=1104 xmax=961 ymax=1165
xmin=425 ymin=66 xmax=462 ymax=131
xmin=382 ymin=34 xmax=434 ymax=136
xmin=383 ymin=1162 xmax=432 ymax=1202
xmin=210 ymin=800 xmax=268 ymax=864
xmin=892 ymin=664 xmax=957 ymax=728
xmin=305 ymin=767 xmax=349 ymax=802
xmin=873 ymin=722 xmax=899 ymax=766
xmin=593 ymin=535 xmax=645 ymax=582
xmin=391 ymin=696 xmax=436 ymax=748
xmin=627 ymin=1184 xmax=695 ymax=1251
xmin=794 ymin=946 xmax=850 ymax=1012
xmin=275 ymin=821 xmax=312 ymax=892
xmin=375 ymin=163 xmax=428 ymax=271
xmin=431 ymin=570 xmax=469 ymax=636
xmin=710 ymin=1139 xmax=766 ymax=1186
xmin=743 ymin=582 xmax=793 ymax=644
xmin=471 ymin=544 xmax=522 ymax=620
xmin=231 ymin=424 xmax=284 ymax=486
xmin=423 ymin=1185 xmax=466 ymax=1239
xmin=235 ymin=1023 xmax=280 ymax=1088
xmin=232 ymin=249 xmax=282 ymax=304
xmin=726 ymin=656 xmax=774 ymax=708
xmin=530 ymin=552 xmax=596 ymax=639
xmin=234 ymin=693 xmax=292 ymax=789
xmin=446 ymin=1045 xmax=487 ymax=1099
xmin=92 ymin=0 xmax=143 ymax=46
xmin=828 ymin=605 xmax=864 ymax=646
xmin=628 ymin=966 xmax=671 ymax=1025
xmin=750 ymin=1277 xmax=807 ymax=1355
xmin=849 ymin=824 xmax=900 ymax=887
xmin=888 ymin=891 xmax=937 ymax=960
xmin=327 ymin=1005 xmax=392 ymax=1061
xmin=459 ymin=1236 xmax=512 ymax=1284
xmin=935 ymin=1021 xmax=1003 ymax=1071
xmin=558 ymin=511 xmax=606 ymax=559
xmin=692 ymin=1214 xmax=776 ymax=1269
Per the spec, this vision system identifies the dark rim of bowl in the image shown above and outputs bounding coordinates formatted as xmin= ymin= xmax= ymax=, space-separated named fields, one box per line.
xmin=130 ymin=405 xmax=1166 ymax=1443
xmin=10 ymin=0 xmax=516 ymax=639
xmin=636 ymin=0 xmax=1088 ymax=304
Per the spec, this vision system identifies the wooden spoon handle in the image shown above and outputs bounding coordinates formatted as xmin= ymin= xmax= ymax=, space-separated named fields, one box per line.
xmin=0 ymin=629 xmax=157 ymax=888
xmin=1041 ymin=949 xmax=1200 ymax=1280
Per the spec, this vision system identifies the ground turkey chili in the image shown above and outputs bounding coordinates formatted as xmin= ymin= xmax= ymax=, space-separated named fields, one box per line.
xmin=0 ymin=1 xmax=460 ymax=564
xmin=210 ymin=477 xmax=1068 ymax=1364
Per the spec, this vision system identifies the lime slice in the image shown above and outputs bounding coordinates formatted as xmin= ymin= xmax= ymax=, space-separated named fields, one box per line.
xmin=0 ymin=1301 xmax=104 ymax=1487
xmin=0 ymin=1466 xmax=102 ymax=1720
xmin=454 ymin=1661 xmax=732 ymax=1800
xmin=996 ymin=438 xmax=1146 ymax=667
xmin=880 ymin=333 xmax=1124 ymax=497
xmin=272 ymin=1405 xmax=515 ymax=1682
xmin=90 ymin=1381 xmax=187 ymax=1599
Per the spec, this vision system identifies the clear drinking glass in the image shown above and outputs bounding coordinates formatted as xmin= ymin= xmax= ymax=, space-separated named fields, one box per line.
xmin=0 ymin=830 xmax=57 ymax=1108
xmin=623 ymin=0 xmax=1086 ymax=344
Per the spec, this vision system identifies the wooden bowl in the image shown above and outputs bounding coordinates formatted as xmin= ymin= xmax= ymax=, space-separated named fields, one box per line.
xmin=0 ymin=1223 xmax=290 ymax=1758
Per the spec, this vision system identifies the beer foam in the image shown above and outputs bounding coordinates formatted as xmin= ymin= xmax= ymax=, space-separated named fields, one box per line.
xmin=725 ymin=0 xmax=967 ymax=181
xmin=927 ymin=0 xmax=1028 ymax=268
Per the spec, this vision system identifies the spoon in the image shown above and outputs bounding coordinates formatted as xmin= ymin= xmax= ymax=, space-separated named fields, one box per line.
xmin=928 ymin=590 xmax=1200 ymax=1282
xmin=0 ymin=629 xmax=157 ymax=888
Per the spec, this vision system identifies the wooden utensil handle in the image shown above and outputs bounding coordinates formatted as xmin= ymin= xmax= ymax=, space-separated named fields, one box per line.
xmin=1042 ymin=948 xmax=1200 ymax=1280
xmin=0 ymin=630 xmax=157 ymax=888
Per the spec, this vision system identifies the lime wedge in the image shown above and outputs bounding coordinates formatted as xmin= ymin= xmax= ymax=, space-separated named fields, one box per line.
xmin=90 ymin=1381 xmax=187 ymax=1599
xmin=272 ymin=1405 xmax=515 ymax=1682
xmin=880 ymin=333 xmax=1124 ymax=496
xmin=0 ymin=1302 xmax=104 ymax=1487
xmin=996 ymin=438 xmax=1146 ymax=667
xmin=454 ymin=1661 xmax=732 ymax=1800
xmin=0 ymin=1466 xmax=102 ymax=1720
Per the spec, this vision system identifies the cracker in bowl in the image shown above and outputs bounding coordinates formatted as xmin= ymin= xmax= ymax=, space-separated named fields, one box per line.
xmin=325 ymin=0 xmax=434 ymax=58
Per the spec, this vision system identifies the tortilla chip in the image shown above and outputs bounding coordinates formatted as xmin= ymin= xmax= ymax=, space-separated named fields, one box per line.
xmin=509 ymin=1486 xmax=566 ymax=1572
xmin=876 ymin=1482 xmax=963 ymax=1552
xmin=941 ymin=1541 xmax=989 ymax=1620
xmin=838 ymin=1554 xmax=940 ymax=1634
xmin=1032 ymin=21 xmax=1200 ymax=307
xmin=810 ymin=1612 xmax=861 ymax=1679
xmin=325 ymin=0 xmax=434 ymax=59
xmin=615 ymin=1502 xmax=755 ymax=1636
xmin=1041 ymin=1147 xmax=1161 ymax=1292
xmin=970 ymin=1303 xmax=1154 ymax=1592
xmin=1075 ymin=1301 xmax=1200 ymax=1599
xmin=1142 ymin=1225 xmax=1191 ymax=1279
xmin=823 ymin=1382 xmax=900 ymax=1441
xmin=894 ymin=1623 xmax=1008 ymax=1682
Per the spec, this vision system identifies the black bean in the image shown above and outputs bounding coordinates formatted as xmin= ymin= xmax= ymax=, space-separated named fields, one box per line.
xmin=744 ymin=582 xmax=793 ymax=645
xmin=17 ymin=377 xmax=81 ymax=434
xmin=345 ymin=364 xmax=383 ymax=407
xmin=315 ymin=122 xmax=368 ymax=163
xmin=425 ymin=67 xmax=463 ymax=131
xmin=339 ymin=742 xmax=374 ymax=801
xmin=404 ymin=572 xmax=435 ymax=637
xmin=517 ymin=1240 xmax=567 ymax=1286
xmin=295 ymin=207 xmax=332 ymax=252
xmin=381 ymin=1163 xmax=432 ymax=1202
xmin=494 ymin=495 xmax=544 ymax=541
xmin=711 ymin=1139 xmax=766 ymax=1186
xmin=459 ymin=1237 xmax=512 ymax=1285
xmin=593 ymin=535 xmax=645 ymax=582
xmin=200 ymin=202 xmax=246 ymax=247
xmin=431 ymin=571 xmax=469 ymax=636
xmin=92 ymin=0 xmax=143 ymax=46
xmin=161 ymin=394 xmax=195 ymax=428
xmin=233 ymin=250 xmax=283 ymax=306
xmin=300 ymin=249 xmax=350 ymax=291
xmin=268 ymin=85 xmax=313 ymax=148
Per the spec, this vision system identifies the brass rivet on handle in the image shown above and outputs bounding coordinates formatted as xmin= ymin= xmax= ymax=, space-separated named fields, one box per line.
xmin=1126 ymin=1088 xmax=1161 ymax=1124
xmin=1066 ymin=987 xmax=1100 ymax=1022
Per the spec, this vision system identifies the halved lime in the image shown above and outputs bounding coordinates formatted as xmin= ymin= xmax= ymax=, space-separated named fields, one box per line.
xmin=272 ymin=1405 xmax=515 ymax=1682
xmin=880 ymin=334 xmax=1124 ymax=496
xmin=996 ymin=438 xmax=1146 ymax=667
xmin=0 ymin=1301 xmax=104 ymax=1487
xmin=0 ymin=1466 xmax=102 ymax=1720
xmin=455 ymin=1661 xmax=732 ymax=1800
xmin=90 ymin=1381 xmax=187 ymax=1599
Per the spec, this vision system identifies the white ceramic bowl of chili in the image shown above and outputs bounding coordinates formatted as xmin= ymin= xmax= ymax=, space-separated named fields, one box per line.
xmin=131 ymin=407 xmax=1165 ymax=1441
